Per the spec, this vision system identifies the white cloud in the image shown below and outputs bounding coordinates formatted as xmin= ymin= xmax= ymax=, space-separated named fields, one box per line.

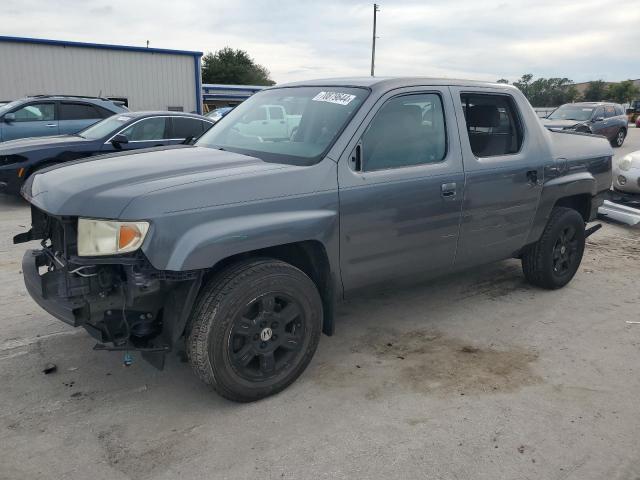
xmin=0 ymin=0 xmax=637 ymax=83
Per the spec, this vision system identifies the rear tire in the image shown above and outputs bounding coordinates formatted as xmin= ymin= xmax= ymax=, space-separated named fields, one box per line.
xmin=187 ymin=258 xmax=323 ymax=402
xmin=522 ymin=207 xmax=585 ymax=290
xmin=612 ymin=128 xmax=626 ymax=147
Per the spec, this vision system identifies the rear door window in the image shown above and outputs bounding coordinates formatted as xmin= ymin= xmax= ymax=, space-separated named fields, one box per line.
xmin=172 ymin=117 xmax=205 ymax=139
xmin=460 ymin=94 xmax=523 ymax=157
xmin=604 ymin=105 xmax=616 ymax=118
xmin=59 ymin=102 xmax=103 ymax=120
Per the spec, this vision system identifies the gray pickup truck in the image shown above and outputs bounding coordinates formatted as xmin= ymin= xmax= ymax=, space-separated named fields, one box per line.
xmin=14 ymin=78 xmax=612 ymax=402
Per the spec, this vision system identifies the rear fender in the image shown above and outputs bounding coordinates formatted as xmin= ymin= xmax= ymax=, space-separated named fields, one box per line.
xmin=526 ymin=172 xmax=597 ymax=244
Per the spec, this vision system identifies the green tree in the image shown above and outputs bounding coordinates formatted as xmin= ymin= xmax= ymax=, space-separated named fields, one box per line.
xmin=512 ymin=74 xmax=577 ymax=107
xmin=583 ymin=80 xmax=607 ymax=102
xmin=202 ymin=47 xmax=275 ymax=85
xmin=496 ymin=78 xmax=509 ymax=84
xmin=564 ymin=85 xmax=580 ymax=103
xmin=606 ymin=80 xmax=640 ymax=104
xmin=513 ymin=74 xmax=534 ymax=99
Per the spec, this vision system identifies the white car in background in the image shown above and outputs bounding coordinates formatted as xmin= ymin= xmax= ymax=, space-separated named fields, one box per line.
xmin=613 ymin=150 xmax=640 ymax=194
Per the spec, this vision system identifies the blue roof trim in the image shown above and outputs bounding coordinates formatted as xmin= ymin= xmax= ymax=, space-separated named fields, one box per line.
xmin=202 ymin=84 xmax=266 ymax=92
xmin=194 ymin=56 xmax=203 ymax=114
xmin=0 ymin=35 xmax=202 ymax=57
xmin=202 ymin=93 xmax=257 ymax=100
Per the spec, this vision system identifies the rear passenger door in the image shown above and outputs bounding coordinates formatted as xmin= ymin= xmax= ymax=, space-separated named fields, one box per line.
xmin=450 ymin=88 xmax=543 ymax=267
xmin=602 ymin=105 xmax=617 ymax=139
xmin=58 ymin=102 xmax=105 ymax=134
xmin=338 ymin=88 xmax=464 ymax=292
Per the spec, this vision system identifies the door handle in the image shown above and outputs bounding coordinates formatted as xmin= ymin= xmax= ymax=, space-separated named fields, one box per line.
xmin=441 ymin=182 xmax=457 ymax=200
xmin=46 ymin=124 xmax=57 ymax=127
xmin=526 ymin=170 xmax=539 ymax=186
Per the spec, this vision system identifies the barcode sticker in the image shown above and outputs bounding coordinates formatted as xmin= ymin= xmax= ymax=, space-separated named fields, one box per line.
xmin=312 ymin=91 xmax=356 ymax=106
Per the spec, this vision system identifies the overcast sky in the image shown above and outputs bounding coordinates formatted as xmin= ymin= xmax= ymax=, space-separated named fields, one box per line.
xmin=1 ymin=0 xmax=638 ymax=84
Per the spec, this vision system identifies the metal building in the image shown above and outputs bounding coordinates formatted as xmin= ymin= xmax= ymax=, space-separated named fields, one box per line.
xmin=0 ymin=36 xmax=203 ymax=114
xmin=202 ymin=84 xmax=266 ymax=111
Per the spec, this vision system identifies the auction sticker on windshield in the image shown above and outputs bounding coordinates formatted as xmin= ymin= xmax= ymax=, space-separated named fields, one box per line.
xmin=312 ymin=91 xmax=356 ymax=106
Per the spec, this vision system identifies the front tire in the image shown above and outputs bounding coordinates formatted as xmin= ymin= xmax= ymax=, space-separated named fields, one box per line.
xmin=187 ymin=258 xmax=323 ymax=402
xmin=522 ymin=207 xmax=586 ymax=290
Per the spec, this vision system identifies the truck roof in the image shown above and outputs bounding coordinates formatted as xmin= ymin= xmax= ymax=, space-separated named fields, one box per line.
xmin=276 ymin=76 xmax=518 ymax=92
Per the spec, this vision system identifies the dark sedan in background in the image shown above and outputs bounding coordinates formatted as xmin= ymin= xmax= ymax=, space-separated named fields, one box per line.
xmin=0 ymin=111 xmax=214 ymax=196
xmin=542 ymin=102 xmax=628 ymax=147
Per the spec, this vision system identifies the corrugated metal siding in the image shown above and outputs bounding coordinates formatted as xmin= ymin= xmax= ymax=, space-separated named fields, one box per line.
xmin=0 ymin=42 xmax=197 ymax=112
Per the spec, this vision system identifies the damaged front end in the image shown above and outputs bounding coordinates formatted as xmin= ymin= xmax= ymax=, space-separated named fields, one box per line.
xmin=15 ymin=206 xmax=202 ymax=368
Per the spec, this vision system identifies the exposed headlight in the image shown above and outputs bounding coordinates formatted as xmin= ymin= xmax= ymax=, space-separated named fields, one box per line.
xmin=618 ymin=155 xmax=633 ymax=171
xmin=77 ymin=219 xmax=150 ymax=256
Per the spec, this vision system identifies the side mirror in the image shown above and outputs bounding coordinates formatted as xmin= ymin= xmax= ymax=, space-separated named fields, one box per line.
xmin=3 ymin=113 xmax=16 ymax=123
xmin=593 ymin=116 xmax=604 ymax=122
xmin=111 ymin=134 xmax=129 ymax=146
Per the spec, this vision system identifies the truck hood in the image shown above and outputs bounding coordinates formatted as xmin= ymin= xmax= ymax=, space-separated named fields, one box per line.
xmin=24 ymin=145 xmax=296 ymax=218
xmin=1 ymin=135 xmax=88 ymax=154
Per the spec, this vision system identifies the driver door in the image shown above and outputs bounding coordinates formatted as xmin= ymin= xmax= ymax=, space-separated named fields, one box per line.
xmin=338 ymin=88 xmax=464 ymax=293
xmin=2 ymin=102 xmax=58 ymax=140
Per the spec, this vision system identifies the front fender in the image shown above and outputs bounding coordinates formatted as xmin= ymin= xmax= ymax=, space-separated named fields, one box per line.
xmin=168 ymin=210 xmax=336 ymax=271
xmin=140 ymin=190 xmax=340 ymax=273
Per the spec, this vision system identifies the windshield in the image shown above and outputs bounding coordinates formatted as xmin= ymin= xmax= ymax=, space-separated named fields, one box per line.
xmin=0 ymin=100 xmax=24 ymax=116
xmin=79 ymin=114 xmax=132 ymax=140
xmin=548 ymin=105 xmax=594 ymax=121
xmin=196 ymin=86 xmax=369 ymax=165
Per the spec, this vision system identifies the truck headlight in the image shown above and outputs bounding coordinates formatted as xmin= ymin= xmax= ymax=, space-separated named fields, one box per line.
xmin=77 ymin=219 xmax=150 ymax=256
xmin=618 ymin=155 xmax=633 ymax=171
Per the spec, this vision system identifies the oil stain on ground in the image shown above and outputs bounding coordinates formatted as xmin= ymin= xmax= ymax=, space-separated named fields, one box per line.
xmin=312 ymin=329 xmax=541 ymax=399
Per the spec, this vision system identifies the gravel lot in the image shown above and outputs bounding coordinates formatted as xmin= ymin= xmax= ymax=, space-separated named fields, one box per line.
xmin=1 ymin=127 xmax=639 ymax=480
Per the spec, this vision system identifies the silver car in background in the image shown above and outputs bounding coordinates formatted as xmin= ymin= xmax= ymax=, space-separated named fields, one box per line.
xmin=614 ymin=150 xmax=640 ymax=194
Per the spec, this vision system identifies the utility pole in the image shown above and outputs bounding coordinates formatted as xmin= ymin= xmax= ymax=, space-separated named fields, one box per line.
xmin=370 ymin=3 xmax=380 ymax=77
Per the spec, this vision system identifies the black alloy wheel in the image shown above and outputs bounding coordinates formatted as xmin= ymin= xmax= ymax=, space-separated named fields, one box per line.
xmin=228 ymin=293 xmax=306 ymax=381
xmin=551 ymin=225 xmax=578 ymax=277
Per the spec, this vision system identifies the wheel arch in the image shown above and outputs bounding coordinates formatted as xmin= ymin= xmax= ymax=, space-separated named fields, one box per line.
xmin=202 ymin=240 xmax=337 ymax=336
xmin=526 ymin=172 xmax=597 ymax=245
